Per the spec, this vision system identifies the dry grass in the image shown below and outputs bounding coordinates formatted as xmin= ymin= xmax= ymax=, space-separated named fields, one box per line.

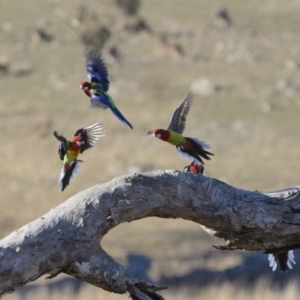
xmin=1 ymin=0 xmax=300 ymax=298
xmin=4 ymin=279 xmax=300 ymax=300
xmin=162 ymin=281 xmax=300 ymax=300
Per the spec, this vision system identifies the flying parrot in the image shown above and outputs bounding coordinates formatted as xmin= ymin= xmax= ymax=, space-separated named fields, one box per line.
xmin=53 ymin=123 xmax=104 ymax=192
xmin=183 ymin=160 xmax=204 ymax=174
xmin=80 ymin=48 xmax=133 ymax=129
xmin=268 ymin=250 xmax=296 ymax=272
xmin=148 ymin=91 xmax=213 ymax=166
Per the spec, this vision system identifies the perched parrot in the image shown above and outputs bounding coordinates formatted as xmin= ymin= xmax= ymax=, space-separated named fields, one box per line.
xmin=268 ymin=250 xmax=296 ymax=272
xmin=183 ymin=160 xmax=204 ymax=174
xmin=148 ymin=91 xmax=213 ymax=166
xmin=80 ymin=48 xmax=133 ymax=129
xmin=53 ymin=123 xmax=104 ymax=192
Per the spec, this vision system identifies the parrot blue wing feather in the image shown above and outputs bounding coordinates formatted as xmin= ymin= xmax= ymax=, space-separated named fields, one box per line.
xmin=90 ymin=94 xmax=111 ymax=109
xmin=85 ymin=48 xmax=110 ymax=92
xmin=73 ymin=128 xmax=84 ymax=137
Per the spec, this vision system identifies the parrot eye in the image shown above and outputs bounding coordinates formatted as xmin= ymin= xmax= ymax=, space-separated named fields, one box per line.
xmin=76 ymin=141 xmax=81 ymax=146
xmin=156 ymin=133 xmax=161 ymax=138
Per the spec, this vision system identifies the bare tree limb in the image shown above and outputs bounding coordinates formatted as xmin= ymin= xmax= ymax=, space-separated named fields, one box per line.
xmin=1 ymin=170 xmax=300 ymax=299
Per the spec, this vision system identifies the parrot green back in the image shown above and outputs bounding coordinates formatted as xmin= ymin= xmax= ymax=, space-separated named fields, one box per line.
xmin=91 ymin=81 xmax=105 ymax=96
xmin=168 ymin=130 xmax=186 ymax=146
xmin=91 ymin=82 xmax=116 ymax=108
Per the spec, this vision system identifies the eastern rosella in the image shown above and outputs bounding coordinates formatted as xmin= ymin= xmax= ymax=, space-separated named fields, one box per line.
xmin=268 ymin=250 xmax=296 ymax=272
xmin=53 ymin=123 xmax=104 ymax=191
xmin=148 ymin=91 xmax=213 ymax=166
xmin=183 ymin=160 xmax=204 ymax=174
xmin=80 ymin=48 xmax=133 ymax=129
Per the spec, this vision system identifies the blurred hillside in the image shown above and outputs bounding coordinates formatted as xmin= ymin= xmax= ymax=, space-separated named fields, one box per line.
xmin=1 ymin=0 xmax=300 ymax=299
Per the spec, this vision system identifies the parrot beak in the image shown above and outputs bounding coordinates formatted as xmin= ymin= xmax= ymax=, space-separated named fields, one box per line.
xmin=147 ymin=131 xmax=161 ymax=138
xmin=148 ymin=132 xmax=161 ymax=138
xmin=80 ymin=84 xmax=89 ymax=91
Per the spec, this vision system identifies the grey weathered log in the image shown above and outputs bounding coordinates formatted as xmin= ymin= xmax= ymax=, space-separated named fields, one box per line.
xmin=1 ymin=170 xmax=300 ymax=299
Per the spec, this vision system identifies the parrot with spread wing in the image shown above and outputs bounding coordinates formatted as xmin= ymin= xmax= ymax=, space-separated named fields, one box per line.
xmin=53 ymin=123 xmax=105 ymax=191
xmin=80 ymin=48 xmax=133 ymax=129
xmin=268 ymin=250 xmax=296 ymax=272
xmin=148 ymin=91 xmax=213 ymax=166
xmin=183 ymin=160 xmax=204 ymax=174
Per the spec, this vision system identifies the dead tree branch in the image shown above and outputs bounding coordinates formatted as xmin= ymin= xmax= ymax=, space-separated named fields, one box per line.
xmin=1 ymin=170 xmax=300 ymax=299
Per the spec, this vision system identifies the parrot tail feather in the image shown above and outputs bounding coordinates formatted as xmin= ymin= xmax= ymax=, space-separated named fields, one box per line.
xmin=177 ymin=138 xmax=214 ymax=165
xmin=59 ymin=160 xmax=81 ymax=192
xmin=188 ymin=138 xmax=214 ymax=160
xmin=110 ymin=106 xmax=133 ymax=129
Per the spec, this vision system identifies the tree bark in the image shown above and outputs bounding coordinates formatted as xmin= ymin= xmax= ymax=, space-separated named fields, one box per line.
xmin=0 ymin=170 xmax=300 ymax=299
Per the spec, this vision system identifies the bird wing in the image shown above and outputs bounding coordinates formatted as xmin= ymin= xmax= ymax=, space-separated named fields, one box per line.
xmin=85 ymin=48 xmax=110 ymax=92
xmin=90 ymin=85 xmax=111 ymax=109
xmin=53 ymin=131 xmax=67 ymax=143
xmin=73 ymin=123 xmax=105 ymax=153
xmin=57 ymin=143 xmax=67 ymax=161
xmin=168 ymin=91 xmax=193 ymax=134
xmin=90 ymin=97 xmax=109 ymax=109
xmin=53 ymin=131 xmax=68 ymax=160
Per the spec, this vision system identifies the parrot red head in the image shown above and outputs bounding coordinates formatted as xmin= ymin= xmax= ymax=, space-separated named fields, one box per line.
xmin=184 ymin=161 xmax=204 ymax=174
xmin=70 ymin=135 xmax=84 ymax=146
xmin=148 ymin=129 xmax=170 ymax=141
xmin=80 ymin=81 xmax=92 ymax=97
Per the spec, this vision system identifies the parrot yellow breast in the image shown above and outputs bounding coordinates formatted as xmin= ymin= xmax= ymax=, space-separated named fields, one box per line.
xmin=168 ymin=131 xmax=186 ymax=146
xmin=63 ymin=148 xmax=80 ymax=163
